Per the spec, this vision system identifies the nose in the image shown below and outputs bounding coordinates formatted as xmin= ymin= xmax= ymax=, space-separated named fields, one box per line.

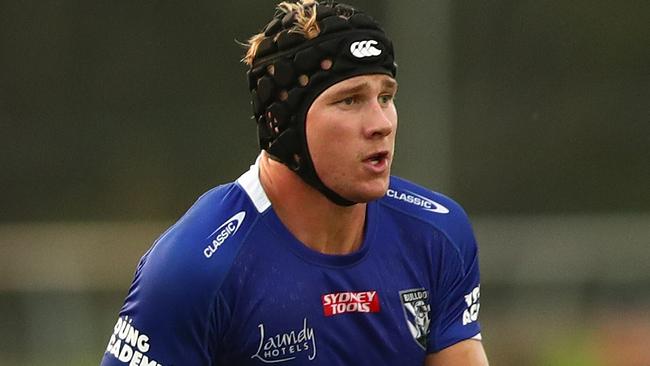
xmin=363 ymin=100 xmax=395 ymax=139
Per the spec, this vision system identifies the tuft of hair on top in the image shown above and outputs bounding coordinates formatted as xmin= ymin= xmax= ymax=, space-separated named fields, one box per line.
xmin=242 ymin=0 xmax=321 ymax=66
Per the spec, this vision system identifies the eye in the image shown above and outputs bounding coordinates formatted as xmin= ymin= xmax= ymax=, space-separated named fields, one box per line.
xmin=338 ymin=96 xmax=358 ymax=106
xmin=378 ymin=94 xmax=394 ymax=105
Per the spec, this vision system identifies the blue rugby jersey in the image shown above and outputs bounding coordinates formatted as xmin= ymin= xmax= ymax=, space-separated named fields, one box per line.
xmin=100 ymin=158 xmax=482 ymax=366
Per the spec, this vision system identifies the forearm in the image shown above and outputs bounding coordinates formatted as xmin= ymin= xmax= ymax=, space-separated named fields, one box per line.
xmin=424 ymin=339 xmax=489 ymax=366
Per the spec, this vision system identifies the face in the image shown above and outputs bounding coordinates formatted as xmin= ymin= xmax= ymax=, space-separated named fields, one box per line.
xmin=305 ymin=74 xmax=398 ymax=203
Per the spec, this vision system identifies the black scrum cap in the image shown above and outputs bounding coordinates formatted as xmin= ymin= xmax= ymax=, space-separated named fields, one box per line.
xmin=247 ymin=1 xmax=397 ymax=206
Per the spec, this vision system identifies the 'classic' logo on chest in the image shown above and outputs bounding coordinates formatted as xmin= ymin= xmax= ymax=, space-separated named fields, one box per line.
xmin=322 ymin=291 xmax=380 ymax=316
xmin=251 ymin=318 xmax=317 ymax=364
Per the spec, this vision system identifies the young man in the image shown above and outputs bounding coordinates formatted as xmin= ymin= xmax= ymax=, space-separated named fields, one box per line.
xmin=100 ymin=1 xmax=488 ymax=365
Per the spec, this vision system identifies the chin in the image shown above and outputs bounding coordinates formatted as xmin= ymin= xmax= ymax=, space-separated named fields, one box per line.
xmin=347 ymin=179 xmax=390 ymax=203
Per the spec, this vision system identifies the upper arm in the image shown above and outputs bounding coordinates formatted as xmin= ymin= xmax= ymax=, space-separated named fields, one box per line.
xmin=425 ymin=339 xmax=489 ymax=366
xmin=424 ymin=197 xmax=485 ymax=355
xmin=99 ymin=255 xmax=223 ymax=365
xmin=427 ymin=221 xmax=483 ymax=352
xmin=99 ymin=233 xmax=231 ymax=365
xmin=99 ymin=185 xmax=252 ymax=365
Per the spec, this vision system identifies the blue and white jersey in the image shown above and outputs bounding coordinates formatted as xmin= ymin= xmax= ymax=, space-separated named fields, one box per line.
xmin=100 ymin=158 xmax=482 ymax=366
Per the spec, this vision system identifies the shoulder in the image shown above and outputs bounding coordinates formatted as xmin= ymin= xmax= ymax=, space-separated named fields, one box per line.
xmin=380 ymin=176 xmax=474 ymax=233
xmin=106 ymin=182 xmax=261 ymax=364
xmin=378 ymin=176 xmax=479 ymax=265
xmin=135 ymin=181 xmax=260 ymax=297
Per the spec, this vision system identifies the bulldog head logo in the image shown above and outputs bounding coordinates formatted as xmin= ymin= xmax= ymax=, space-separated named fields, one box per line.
xmin=399 ymin=288 xmax=431 ymax=350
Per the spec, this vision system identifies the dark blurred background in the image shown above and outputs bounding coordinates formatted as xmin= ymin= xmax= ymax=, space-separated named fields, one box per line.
xmin=1 ymin=1 xmax=648 ymax=365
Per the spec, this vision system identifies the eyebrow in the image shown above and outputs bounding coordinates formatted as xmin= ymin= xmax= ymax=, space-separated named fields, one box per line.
xmin=332 ymin=78 xmax=399 ymax=96
xmin=333 ymin=83 xmax=369 ymax=96
xmin=382 ymin=78 xmax=398 ymax=90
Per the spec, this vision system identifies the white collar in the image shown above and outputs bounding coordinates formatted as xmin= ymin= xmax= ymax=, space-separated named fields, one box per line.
xmin=236 ymin=153 xmax=272 ymax=213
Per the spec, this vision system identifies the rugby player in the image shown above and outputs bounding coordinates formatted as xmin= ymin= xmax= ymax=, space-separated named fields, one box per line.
xmin=100 ymin=1 xmax=488 ymax=365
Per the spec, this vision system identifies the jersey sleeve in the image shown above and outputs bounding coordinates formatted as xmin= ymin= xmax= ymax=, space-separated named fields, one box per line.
xmin=428 ymin=209 xmax=482 ymax=353
xmin=99 ymin=184 xmax=255 ymax=365
xmin=99 ymin=227 xmax=235 ymax=366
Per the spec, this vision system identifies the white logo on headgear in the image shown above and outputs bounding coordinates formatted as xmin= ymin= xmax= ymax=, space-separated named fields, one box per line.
xmin=350 ymin=40 xmax=382 ymax=58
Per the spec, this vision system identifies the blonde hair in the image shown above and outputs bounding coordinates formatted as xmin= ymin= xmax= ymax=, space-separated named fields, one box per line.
xmin=242 ymin=0 xmax=321 ymax=66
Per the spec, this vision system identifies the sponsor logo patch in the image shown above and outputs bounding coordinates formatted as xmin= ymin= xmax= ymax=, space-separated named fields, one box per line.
xmin=105 ymin=316 xmax=162 ymax=366
xmin=203 ymin=211 xmax=246 ymax=258
xmin=399 ymin=288 xmax=431 ymax=350
xmin=387 ymin=189 xmax=450 ymax=214
xmin=463 ymin=285 xmax=481 ymax=325
xmin=251 ymin=318 xmax=317 ymax=364
xmin=350 ymin=40 xmax=382 ymax=58
xmin=322 ymin=291 xmax=380 ymax=316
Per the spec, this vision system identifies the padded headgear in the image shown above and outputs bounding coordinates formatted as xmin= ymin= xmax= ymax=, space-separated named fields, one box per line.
xmin=247 ymin=1 xmax=397 ymax=206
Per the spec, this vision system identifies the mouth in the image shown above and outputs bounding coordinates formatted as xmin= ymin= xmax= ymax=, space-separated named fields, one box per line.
xmin=362 ymin=151 xmax=390 ymax=171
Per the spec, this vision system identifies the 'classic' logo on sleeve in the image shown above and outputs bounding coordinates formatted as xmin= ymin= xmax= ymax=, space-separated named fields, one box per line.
xmin=204 ymin=211 xmax=246 ymax=258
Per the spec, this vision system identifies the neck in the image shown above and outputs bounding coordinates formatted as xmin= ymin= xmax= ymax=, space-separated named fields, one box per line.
xmin=259 ymin=152 xmax=367 ymax=255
